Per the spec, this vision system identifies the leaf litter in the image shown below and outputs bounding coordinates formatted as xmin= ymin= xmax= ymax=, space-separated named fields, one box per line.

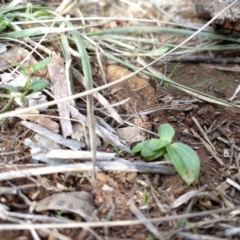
xmin=0 ymin=0 xmax=240 ymax=239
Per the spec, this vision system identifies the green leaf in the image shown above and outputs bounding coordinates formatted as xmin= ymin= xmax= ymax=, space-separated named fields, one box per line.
xmin=0 ymin=15 xmax=11 ymax=33
xmin=3 ymin=84 xmax=19 ymax=92
xmin=158 ymin=123 xmax=175 ymax=143
xmin=142 ymin=187 xmax=148 ymax=204
xmin=166 ymin=142 xmax=200 ymax=185
xmin=11 ymin=61 xmax=27 ymax=73
xmin=30 ymin=78 xmax=49 ymax=91
xmin=0 ymin=97 xmax=15 ymax=113
xmin=147 ymin=47 xmax=169 ymax=56
xmin=33 ymin=10 xmax=51 ymax=18
xmin=141 ymin=148 xmax=156 ymax=158
xmin=141 ymin=138 xmax=168 ymax=158
xmin=163 ymin=152 xmax=170 ymax=161
xmin=20 ymin=96 xmax=28 ymax=106
xmin=131 ymin=141 xmax=145 ymax=154
xmin=148 ymin=138 xmax=168 ymax=150
xmin=147 ymin=148 xmax=166 ymax=161
xmin=33 ymin=57 xmax=51 ymax=71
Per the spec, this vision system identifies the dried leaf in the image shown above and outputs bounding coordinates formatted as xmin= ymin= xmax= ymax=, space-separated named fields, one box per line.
xmin=19 ymin=109 xmax=59 ymax=133
xmin=36 ymin=191 xmax=95 ymax=221
xmin=117 ymin=126 xmax=145 ymax=144
xmin=171 ymin=190 xmax=199 ymax=208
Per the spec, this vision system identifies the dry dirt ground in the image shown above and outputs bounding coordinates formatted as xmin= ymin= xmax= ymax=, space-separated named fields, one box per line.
xmin=1 ymin=0 xmax=240 ymax=240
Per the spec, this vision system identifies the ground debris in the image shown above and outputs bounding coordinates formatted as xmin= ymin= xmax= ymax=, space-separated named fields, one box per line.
xmin=36 ymin=191 xmax=95 ymax=221
xmin=195 ymin=0 xmax=240 ymax=36
xmin=48 ymin=54 xmax=73 ymax=138
xmin=21 ymin=120 xmax=84 ymax=150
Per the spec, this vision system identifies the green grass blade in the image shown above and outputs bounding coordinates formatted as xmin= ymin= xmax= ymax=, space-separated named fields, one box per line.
xmin=65 ymin=21 xmax=96 ymax=177
xmin=0 ymin=27 xmax=50 ymax=38
xmin=33 ymin=57 xmax=51 ymax=71
xmin=78 ymin=38 xmax=240 ymax=108
xmin=99 ymin=51 xmax=238 ymax=108
xmin=88 ymin=26 xmax=240 ymax=43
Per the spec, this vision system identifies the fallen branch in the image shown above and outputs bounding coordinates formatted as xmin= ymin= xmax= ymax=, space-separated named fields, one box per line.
xmin=0 ymin=159 xmax=175 ymax=181
xmin=46 ymin=149 xmax=116 ymax=161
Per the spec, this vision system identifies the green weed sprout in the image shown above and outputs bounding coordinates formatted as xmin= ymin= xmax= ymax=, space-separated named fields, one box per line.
xmin=0 ymin=14 xmax=12 ymax=32
xmin=131 ymin=123 xmax=201 ymax=185
xmin=0 ymin=58 xmax=50 ymax=122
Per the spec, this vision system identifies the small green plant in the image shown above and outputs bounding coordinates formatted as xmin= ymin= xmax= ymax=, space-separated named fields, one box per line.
xmin=131 ymin=123 xmax=200 ymax=185
xmin=0 ymin=14 xmax=12 ymax=32
xmin=8 ymin=57 xmax=51 ymax=96
xmin=107 ymin=142 xmax=126 ymax=156
xmin=146 ymin=234 xmax=154 ymax=240
xmin=0 ymin=58 xmax=51 ymax=123
xmin=142 ymin=186 xmax=149 ymax=205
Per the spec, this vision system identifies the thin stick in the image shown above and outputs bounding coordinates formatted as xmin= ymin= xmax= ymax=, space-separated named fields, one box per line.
xmin=0 ymin=160 xmax=175 ymax=181
xmin=191 ymin=128 xmax=224 ymax=166
xmin=0 ymin=207 xmax=238 ymax=230
xmin=192 ymin=116 xmax=216 ymax=151
xmin=129 ymin=201 xmax=165 ymax=240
